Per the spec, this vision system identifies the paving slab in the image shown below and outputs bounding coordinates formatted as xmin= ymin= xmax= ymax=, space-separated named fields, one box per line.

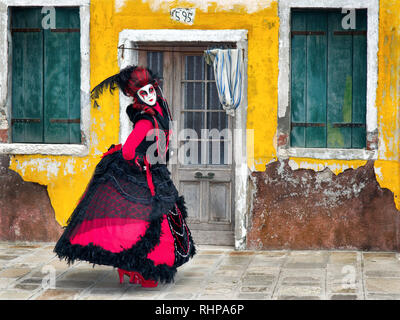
xmin=327 ymin=282 xmax=359 ymax=294
xmin=241 ymin=275 xmax=275 ymax=286
xmin=330 ymin=294 xmax=359 ymax=300
xmin=34 ymin=288 xmax=81 ymax=300
xmin=275 ymin=285 xmax=322 ymax=297
xmin=328 ymin=252 xmax=358 ymax=264
xmin=365 ymin=270 xmax=400 ymax=278
xmin=0 ymin=267 xmax=32 ymax=279
xmin=237 ymin=292 xmax=269 ymax=300
xmin=281 ymin=275 xmax=321 ymax=285
xmin=365 ymin=278 xmax=400 ymax=294
xmin=121 ymin=287 xmax=164 ymax=299
xmin=366 ymin=293 xmax=400 ymax=300
xmin=0 ymin=278 xmax=17 ymax=289
xmin=240 ymin=285 xmax=271 ymax=293
xmin=161 ymin=292 xmax=196 ymax=300
xmin=0 ymin=289 xmax=34 ymax=300
xmin=244 ymin=266 xmax=279 ymax=277
xmin=278 ymin=295 xmax=320 ymax=300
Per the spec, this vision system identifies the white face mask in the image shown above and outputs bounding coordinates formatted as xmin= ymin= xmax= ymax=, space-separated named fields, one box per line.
xmin=137 ymin=84 xmax=157 ymax=106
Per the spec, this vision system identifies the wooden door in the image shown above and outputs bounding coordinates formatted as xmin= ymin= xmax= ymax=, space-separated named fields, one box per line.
xmin=140 ymin=47 xmax=235 ymax=246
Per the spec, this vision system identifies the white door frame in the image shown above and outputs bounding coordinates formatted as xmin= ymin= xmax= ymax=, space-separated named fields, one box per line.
xmin=117 ymin=29 xmax=249 ymax=249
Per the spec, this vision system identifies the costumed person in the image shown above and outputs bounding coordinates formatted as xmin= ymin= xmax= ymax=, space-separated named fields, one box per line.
xmin=54 ymin=66 xmax=196 ymax=287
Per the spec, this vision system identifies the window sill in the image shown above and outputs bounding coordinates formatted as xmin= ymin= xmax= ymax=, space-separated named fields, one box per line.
xmin=0 ymin=143 xmax=89 ymax=157
xmin=278 ymin=147 xmax=377 ymax=161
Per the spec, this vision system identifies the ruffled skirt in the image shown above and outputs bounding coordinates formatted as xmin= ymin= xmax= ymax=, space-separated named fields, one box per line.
xmin=54 ymin=149 xmax=196 ymax=283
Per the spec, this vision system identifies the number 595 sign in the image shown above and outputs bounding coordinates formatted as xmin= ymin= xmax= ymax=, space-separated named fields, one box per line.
xmin=170 ymin=8 xmax=195 ymax=25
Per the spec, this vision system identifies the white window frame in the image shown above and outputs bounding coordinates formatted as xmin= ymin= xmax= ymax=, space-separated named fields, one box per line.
xmin=117 ymin=29 xmax=249 ymax=249
xmin=0 ymin=0 xmax=90 ymax=156
xmin=277 ymin=0 xmax=379 ymax=160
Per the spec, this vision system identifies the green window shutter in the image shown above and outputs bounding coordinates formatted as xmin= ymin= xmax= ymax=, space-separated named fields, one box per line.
xmin=351 ymin=10 xmax=367 ymax=149
xmin=290 ymin=9 xmax=367 ymax=149
xmin=327 ymin=11 xmax=353 ymax=148
xmin=11 ymin=8 xmax=44 ymax=143
xmin=44 ymin=8 xmax=81 ymax=144
xmin=290 ymin=12 xmax=307 ymax=147
xmin=305 ymin=12 xmax=327 ymax=148
xmin=11 ymin=7 xmax=80 ymax=144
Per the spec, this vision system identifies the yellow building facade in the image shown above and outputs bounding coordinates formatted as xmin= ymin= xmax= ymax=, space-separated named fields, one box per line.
xmin=0 ymin=0 xmax=398 ymax=250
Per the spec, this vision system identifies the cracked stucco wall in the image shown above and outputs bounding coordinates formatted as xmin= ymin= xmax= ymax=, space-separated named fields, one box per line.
xmin=248 ymin=0 xmax=400 ymax=211
xmin=2 ymin=0 xmax=399 ymax=234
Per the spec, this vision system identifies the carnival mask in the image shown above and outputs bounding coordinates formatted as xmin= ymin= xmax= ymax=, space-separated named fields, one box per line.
xmin=137 ymin=84 xmax=157 ymax=106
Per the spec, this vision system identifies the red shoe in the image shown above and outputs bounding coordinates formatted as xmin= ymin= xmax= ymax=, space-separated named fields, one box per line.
xmin=117 ymin=269 xmax=158 ymax=287
xmin=130 ymin=272 xmax=141 ymax=284
xmin=135 ymin=272 xmax=158 ymax=288
xmin=117 ymin=268 xmax=135 ymax=284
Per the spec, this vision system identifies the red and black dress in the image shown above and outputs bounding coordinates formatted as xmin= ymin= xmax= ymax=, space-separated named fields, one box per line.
xmin=54 ymin=98 xmax=196 ymax=283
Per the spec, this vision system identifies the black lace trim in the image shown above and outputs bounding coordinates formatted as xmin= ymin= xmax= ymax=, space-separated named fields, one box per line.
xmin=54 ymin=215 xmax=177 ymax=283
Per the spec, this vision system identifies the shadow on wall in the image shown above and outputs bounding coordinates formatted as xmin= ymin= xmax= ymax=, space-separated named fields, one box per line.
xmin=247 ymin=160 xmax=400 ymax=251
xmin=0 ymin=155 xmax=63 ymax=241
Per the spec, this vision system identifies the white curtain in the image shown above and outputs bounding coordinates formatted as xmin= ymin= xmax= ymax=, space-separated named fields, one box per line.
xmin=204 ymin=49 xmax=244 ymax=116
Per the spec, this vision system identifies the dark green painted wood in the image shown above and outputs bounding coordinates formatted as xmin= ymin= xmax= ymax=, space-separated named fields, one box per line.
xmin=69 ymin=21 xmax=81 ymax=144
xmin=305 ymin=12 xmax=327 ymax=148
xmin=44 ymin=8 xmax=80 ymax=143
xmin=11 ymin=7 xmax=80 ymax=144
xmin=11 ymin=8 xmax=43 ymax=143
xmin=352 ymin=10 xmax=367 ymax=148
xmin=290 ymin=12 xmax=306 ymax=147
xmin=290 ymin=9 xmax=367 ymax=149
xmin=327 ymin=12 xmax=352 ymax=148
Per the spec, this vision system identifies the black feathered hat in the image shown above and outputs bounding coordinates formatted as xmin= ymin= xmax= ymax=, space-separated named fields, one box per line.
xmin=91 ymin=65 xmax=158 ymax=100
xmin=91 ymin=65 xmax=172 ymax=120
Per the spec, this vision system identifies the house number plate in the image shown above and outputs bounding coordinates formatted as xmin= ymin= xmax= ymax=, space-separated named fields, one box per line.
xmin=170 ymin=8 xmax=195 ymax=25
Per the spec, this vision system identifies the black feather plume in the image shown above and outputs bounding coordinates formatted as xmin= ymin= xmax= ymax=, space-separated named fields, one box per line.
xmin=90 ymin=74 xmax=119 ymax=100
xmin=116 ymin=66 xmax=136 ymax=94
xmin=90 ymin=66 xmax=136 ymax=101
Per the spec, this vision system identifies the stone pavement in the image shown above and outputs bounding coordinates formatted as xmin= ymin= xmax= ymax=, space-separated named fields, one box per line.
xmin=0 ymin=241 xmax=399 ymax=300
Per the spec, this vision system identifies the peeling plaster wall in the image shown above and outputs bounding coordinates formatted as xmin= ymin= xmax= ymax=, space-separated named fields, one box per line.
xmin=250 ymin=0 xmax=400 ymax=210
xmin=116 ymin=0 xmax=275 ymax=13
xmin=0 ymin=155 xmax=63 ymax=241
xmin=247 ymin=0 xmax=400 ymax=250
xmin=247 ymin=159 xmax=400 ymax=250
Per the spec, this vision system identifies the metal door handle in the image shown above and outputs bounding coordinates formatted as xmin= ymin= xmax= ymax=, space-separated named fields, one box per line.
xmin=194 ymin=172 xmax=215 ymax=179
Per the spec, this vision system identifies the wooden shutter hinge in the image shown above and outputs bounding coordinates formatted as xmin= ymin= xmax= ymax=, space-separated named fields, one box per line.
xmin=332 ymin=123 xmax=366 ymax=128
xmin=50 ymin=28 xmax=80 ymax=33
xmin=11 ymin=28 xmax=41 ymax=33
xmin=12 ymin=118 xmax=41 ymax=124
xmin=291 ymin=31 xmax=326 ymax=37
xmin=291 ymin=122 xmax=326 ymax=127
xmin=49 ymin=118 xmax=80 ymax=124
